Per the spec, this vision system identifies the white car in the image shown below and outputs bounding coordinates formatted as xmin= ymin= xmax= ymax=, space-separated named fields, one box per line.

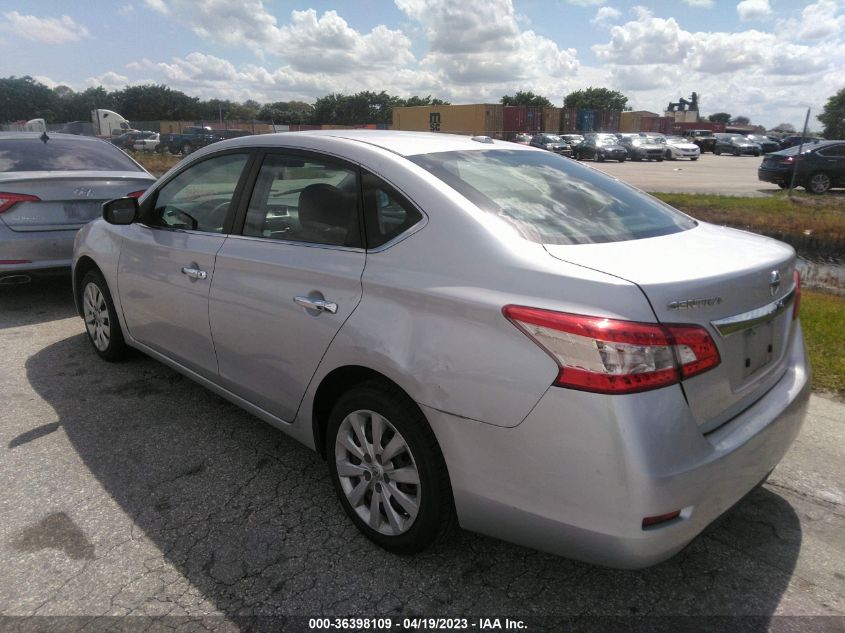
xmin=663 ymin=136 xmax=701 ymax=161
xmin=132 ymin=133 xmax=160 ymax=152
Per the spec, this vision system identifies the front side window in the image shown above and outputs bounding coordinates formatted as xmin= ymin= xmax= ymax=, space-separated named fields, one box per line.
xmin=151 ymin=153 xmax=249 ymax=233
xmin=243 ymin=153 xmax=360 ymax=247
xmin=410 ymin=149 xmax=696 ymax=245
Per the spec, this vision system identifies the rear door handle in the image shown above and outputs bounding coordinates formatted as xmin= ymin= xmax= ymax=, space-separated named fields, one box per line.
xmin=181 ymin=266 xmax=207 ymax=280
xmin=294 ymin=296 xmax=338 ymax=314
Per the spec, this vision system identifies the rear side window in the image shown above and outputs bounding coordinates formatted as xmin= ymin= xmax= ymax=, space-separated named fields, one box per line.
xmin=362 ymin=171 xmax=422 ymax=248
xmin=409 ymin=149 xmax=696 ymax=245
xmin=0 ymin=138 xmax=144 ymax=172
xmin=243 ymin=153 xmax=361 ymax=247
xmin=818 ymin=144 xmax=845 ymax=157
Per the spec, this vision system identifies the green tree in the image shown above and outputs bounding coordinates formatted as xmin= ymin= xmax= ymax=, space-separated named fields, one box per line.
xmin=0 ymin=76 xmax=60 ymax=122
xmin=312 ymin=91 xmax=403 ymax=125
xmin=772 ymin=123 xmax=796 ymax=133
xmin=500 ymin=91 xmax=552 ymax=107
xmin=563 ymin=87 xmax=627 ymax=111
xmin=400 ymin=95 xmax=450 ymax=107
xmin=818 ymin=88 xmax=845 ymax=139
xmin=708 ymin=112 xmax=731 ymax=123
xmin=110 ymin=84 xmax=201 ymax=121
xmin=731 ymin=115 xmax=750 ymax=126
xmin=256 ymin=101 xmax=314 ymax=125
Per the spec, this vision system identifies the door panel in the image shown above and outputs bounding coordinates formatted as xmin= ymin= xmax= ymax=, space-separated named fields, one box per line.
xmin=118 ymin=225 xmax=224 ymax=378
xmin=210 ymin=238 xmax=365 ymax=421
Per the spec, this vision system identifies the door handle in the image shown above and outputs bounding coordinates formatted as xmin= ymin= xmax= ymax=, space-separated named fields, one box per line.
xmin=294 ymin=296 xmax=338 ymax=314
xmin=181 ymin=266 xmax=207 ymax=280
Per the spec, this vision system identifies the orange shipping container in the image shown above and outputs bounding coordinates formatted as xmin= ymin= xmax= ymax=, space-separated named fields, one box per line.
xmin=541 ymin=107 xmax=561 ymax=133
xmin=392 ymin=104 xmax=504 ymax=137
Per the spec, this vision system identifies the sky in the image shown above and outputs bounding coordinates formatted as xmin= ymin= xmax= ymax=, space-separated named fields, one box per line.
xmin=0 ymin=0 xmax=843 ymax=130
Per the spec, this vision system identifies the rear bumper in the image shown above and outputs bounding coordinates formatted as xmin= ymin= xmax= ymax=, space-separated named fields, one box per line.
xmin=0 ymin=223 xmax=75 ymax=274
xmin=425 ymin=325 xmax=810 ymax=568
xmin=758 ymin=168 xmax=791 ymax=185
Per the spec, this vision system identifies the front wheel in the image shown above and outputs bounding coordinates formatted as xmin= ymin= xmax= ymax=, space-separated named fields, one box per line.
xmin=806 ymin=172 xmax=832 ymax=194
xmin=665 ymin=149 xmax=674 ymax=160
xmin=714 ymin=147 xmax=722 ymax=155
xmin=81 ymin=270 xmax=128 ymax=361
xmin=180 ymin=142 xmax=193 ymax=155
xmin=327 ymin=381 xmax=455 ymax=554
xmin=690 ymin=156 xmax=698 ymax=161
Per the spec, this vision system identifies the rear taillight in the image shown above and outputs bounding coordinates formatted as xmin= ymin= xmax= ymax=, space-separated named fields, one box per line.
xmin=792 ymin=270 xmax=801 ymax=320
xmin=126 ymin=190 xmax=146 ymax=198
xmin=503 ymin=305 xmax=721 ymax=395
xmin=0 ymin=192 xmax=40 ymax=214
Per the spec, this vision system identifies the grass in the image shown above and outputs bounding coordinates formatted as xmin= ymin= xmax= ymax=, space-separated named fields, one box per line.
xmin=801 ymin=290 xmax=845 ymax=397
xmin=651 ymin=192 xmax=845 ymax=247
xmin=131 ymin=151 xmax=183 ymax=177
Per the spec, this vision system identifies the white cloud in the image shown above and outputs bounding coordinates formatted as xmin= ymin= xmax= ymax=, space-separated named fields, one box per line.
xmin=0 ymin=11 xmax=90 ymax=44
xmin=681 ymin=0 xmax=714 ymax=7
xmin=86 ymin=72 xmax=129 ymax=89
xmin=591 ymin=6 xmax=621 ymax=27
xmin=736 ymin=0 xmax=772 ymax=21
xmin=143 ymin=0 xmax=169 ymax=15
xmin=593 ymin=15 xmax=693 ymax=64
xmin=796 ymin=0 xmax=845 ymax=40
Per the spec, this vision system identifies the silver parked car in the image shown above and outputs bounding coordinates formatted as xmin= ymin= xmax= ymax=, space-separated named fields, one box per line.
xmin=72 ymin=131 xmax=810 ymax=568
xmin=0 ymin=132 xmax=155 ymax=284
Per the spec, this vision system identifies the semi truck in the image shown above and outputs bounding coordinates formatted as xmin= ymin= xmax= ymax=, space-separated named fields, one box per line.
xmin=91 ymin=109 xmax=132 ymax=137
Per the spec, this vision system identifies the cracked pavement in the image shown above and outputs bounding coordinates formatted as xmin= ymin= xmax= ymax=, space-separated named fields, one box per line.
xmin=1 ymin=277 xmax=844 ymax=631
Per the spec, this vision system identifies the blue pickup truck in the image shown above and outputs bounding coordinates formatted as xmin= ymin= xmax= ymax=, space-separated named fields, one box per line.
xmin=158 ymin=126 xmax=251 ymax=155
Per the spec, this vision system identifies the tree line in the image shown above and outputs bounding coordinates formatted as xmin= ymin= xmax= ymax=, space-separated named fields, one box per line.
xmin=2 ymin=75 xmax=841 ymax=138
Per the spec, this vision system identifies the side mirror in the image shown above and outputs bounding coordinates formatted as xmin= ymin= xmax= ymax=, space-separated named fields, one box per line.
xmin=102 ymin=197 xmax=138 ymax=225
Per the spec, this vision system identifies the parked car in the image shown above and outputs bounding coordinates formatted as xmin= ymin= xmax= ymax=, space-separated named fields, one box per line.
xmin=746 ymin=135 xmax=780 ymax=154
xmin=560 ymin=134 xmax=584 ymax=149
xmin=713 ymin=134 xmax=761 ymax=156
xmin=0 ymin=132 xmax=155 ymax=284
xmin=758 ymin=139 xmax=845 ymax=193
xmin=618 ymin=134 xmax=664 ymax=161
xmin=132 ymin=132 xmax=160 ymax=152
xmin=574 ymin=135 xmax=627 ymax=162
xmin=529 ymin=133 xmax=571 ymax=155
xmin=681 ymin=129 xmax=717 ymax=153
xmin=109 ymin=130 xmax=142 ymax=150
xmin=511 ymin=133 xmax=532 ymax=145
xmin=159 ymin=126 xmax=222 ymax=155
xmin=662 ymin=136 xmax=701 ymax=161
xmin=779 ymin=135 xmax=822 ymax=150
xmin=73 ymin=130 xmax=809 ymax=569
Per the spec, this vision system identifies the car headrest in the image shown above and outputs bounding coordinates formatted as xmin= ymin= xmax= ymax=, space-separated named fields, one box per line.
xmin=298 ymin=183 xmax=355 ymax=231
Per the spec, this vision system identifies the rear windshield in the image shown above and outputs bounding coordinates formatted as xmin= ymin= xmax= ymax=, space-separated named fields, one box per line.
xmin=0 ymin=138 xmax=145 ymax=172
xmin=409 ymin=149 xmax=695 ymax=245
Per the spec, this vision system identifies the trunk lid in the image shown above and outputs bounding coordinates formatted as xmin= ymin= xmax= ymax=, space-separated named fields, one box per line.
xmin=0 ymin=171 xmax=154 ymax=231
xmin=545 ymin=222 xmax=798 ymax=433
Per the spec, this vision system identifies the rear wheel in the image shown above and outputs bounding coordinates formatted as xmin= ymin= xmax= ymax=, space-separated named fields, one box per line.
xmin=665 ymin=149 xmax=674 ymax=160
xmin=81 ymin=270 xmax=127 ymax=362
xmin=657 ymin=156 xmax=664 ymax=162
xmin=690 ymin=156 xmax=698 ymax=161
xmin=327 ymin=381 xmax=455 ymax=554
xmin=733 ymin=148 xmax=741 ymax=156
xmin=180 ymin=142 xmax=193 ymax=155
xmin=597 ymin=153 xmax=605 ymax=162
xmin=714 ymin=147 xmax=722 ymax=155
xmin=618 ymin=157 xmax=625 ymax=163
xmin=806 ymin=172 xmax=832 ymax=194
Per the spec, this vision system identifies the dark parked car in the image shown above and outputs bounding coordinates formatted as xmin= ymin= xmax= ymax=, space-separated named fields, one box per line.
xmin=746 ymin=135 xmax=779 ymax=154
xmin=681 ymin=129 xmax=717 ymax=153
xmin=618 ymin=135 xmax=664 ymax=161
xmin=713 ymin=134 xmax=760 ymax=156
xmin=779 ymin=135 xmax=822 ymax=150
xmin=758 ymin=140 xmax=845 ymax=193
xmin=530 ymin=133 xmax=571 ymax=155
xmin=574 ymin=136 xmax=627 ymax=162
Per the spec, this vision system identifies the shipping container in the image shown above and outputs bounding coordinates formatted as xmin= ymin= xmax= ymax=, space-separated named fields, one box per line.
xmin=594 ymin=110 xmax=621 ymax=133
xmin=560 ymin=107 xmax=579 ymax=132
xmin=542 ymin=107 xmax=561 ymax=133
xmin=503 ymin=106 xmax=543 ymax=138
xmin=672 ymin=121 xmax=726 ymax=134
xmin=392 ymin=104 xmax=504 ymax=137
xmin=577 ymin=109 xmax=597 ymax=133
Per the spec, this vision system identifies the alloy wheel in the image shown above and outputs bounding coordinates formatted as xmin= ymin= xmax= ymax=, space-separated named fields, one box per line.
xmin=809 ymin=172 xmax=831 ymax=194
xmin=83 ymin=282 xmax=111 ymax=352
xmin=334 ymin=409 xmax=421 ymax=536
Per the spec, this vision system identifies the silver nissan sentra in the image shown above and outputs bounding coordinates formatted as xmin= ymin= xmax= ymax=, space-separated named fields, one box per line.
xmin=72 ymin=131 xmax=810 ymax=568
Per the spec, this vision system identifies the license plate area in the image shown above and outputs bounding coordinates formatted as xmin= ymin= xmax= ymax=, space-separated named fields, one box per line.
xmin=742 ymin=320 xmax=774 ymax=378
xmin=63 ymin=202 xmax=101 ymax=221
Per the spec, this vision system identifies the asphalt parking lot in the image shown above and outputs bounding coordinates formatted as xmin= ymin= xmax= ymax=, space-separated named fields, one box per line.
xmin=1 ymin=277 xmax=844 ymax=632
xmin=585 ymin=151 xmax=782 ymax=196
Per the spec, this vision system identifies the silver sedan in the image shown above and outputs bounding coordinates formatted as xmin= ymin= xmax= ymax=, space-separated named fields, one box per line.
xmin=72 ymin=131 xmax=810 ymax=568
xmin=0 ymin=132 xmax=155 ymax=284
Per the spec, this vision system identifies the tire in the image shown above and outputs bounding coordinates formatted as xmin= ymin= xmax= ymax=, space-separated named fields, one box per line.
xmin=714 ymin=147 xmax=722 ymax=155
xmin=690 ymin=157 xmax=698 ymax=161
xmin=657 ymin=156 xmax=664 ymax=162
xmin=81 ymin=270 xmax=128 ymax=362
xmin=665 ymin=149 xmax=673 ymax=160
xmin=618 ymin=157 xmax=625 ymax=163
xmin=733 ymin=148 xmax=741 ymax=156
xmin=806 ymin=172 xmax=832 ymax=194
xmin=597 ymin=153 xmax=605 ymax=162
xmin=326 ymin=380 xmax=455 ymax=554
xmin=778 ymin=182 xmax=788 ymax=190
xmin=754 ymin=150 xmax=761 ymax=157
xmin=180 ymin=142 xmax=193 ymax=155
